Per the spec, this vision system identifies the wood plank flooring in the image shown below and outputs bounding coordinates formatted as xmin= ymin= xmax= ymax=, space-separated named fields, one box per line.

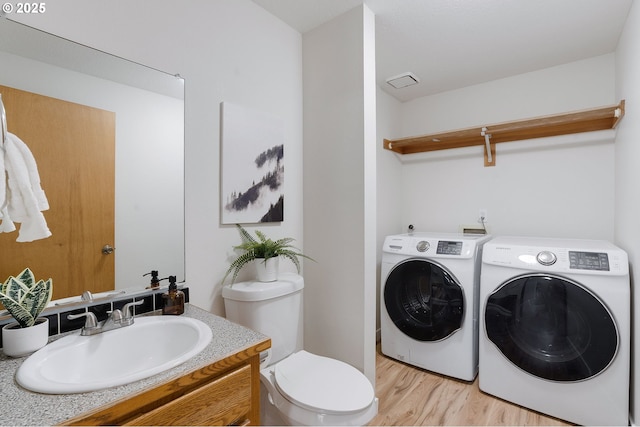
xmin=369 ymin=347 xmax=574 ymax=426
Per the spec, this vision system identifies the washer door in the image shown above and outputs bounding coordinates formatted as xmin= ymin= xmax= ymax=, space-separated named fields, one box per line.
xmin=384 ymin=259 xmax=464 ymax=341
xmin=485 ymin=274 xmax=618 ymax=382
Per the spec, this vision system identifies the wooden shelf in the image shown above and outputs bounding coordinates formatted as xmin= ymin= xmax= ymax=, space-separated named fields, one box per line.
xmin=383 ymin=100 xmax=625 ymax=166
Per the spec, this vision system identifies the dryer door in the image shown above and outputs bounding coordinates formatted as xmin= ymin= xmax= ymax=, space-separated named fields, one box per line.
xmin=384 ymin=258 xmax=464 ymax=341
xmin=485 ymin=273 xmax=618 ymax=381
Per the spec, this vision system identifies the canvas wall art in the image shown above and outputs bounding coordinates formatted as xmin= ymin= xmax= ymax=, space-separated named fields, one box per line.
xmin=221 ymin=102 xmax=284 ymax=224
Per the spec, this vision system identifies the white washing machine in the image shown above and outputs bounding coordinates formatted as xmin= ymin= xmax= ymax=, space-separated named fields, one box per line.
xmin=381 ymin=232 xmax=491 ymax=381
xmin=479 ymin=236 xmax=630 ymax=426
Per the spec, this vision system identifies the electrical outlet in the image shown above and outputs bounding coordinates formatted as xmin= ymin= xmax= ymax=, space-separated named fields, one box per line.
xmin=478 ymin=209 xmax=488 ymax=224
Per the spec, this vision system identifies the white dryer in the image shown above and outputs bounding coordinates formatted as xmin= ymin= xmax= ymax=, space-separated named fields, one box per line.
xmin=381 ymin=232 xmax=491 ymax=381
xmin=479 ymin=236 xmax=629 ymax=426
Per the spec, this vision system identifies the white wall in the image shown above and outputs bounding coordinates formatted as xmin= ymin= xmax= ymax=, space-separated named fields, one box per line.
xmin=614 ymin=1 xmax=640 ymax=422
xmin=13 ymin=0 xmax=305 ymax=315
xmin=391 ymin=54 xmax=616 ymax=240
xmin=302 ymin=5 xmax=377 ymax=381
xmin=376 ymin=88 xmax=403 ymax=334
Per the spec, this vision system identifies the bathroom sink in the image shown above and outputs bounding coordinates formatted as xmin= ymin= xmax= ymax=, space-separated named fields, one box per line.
xmin=16 ymin=316 xmax=213 ymax=394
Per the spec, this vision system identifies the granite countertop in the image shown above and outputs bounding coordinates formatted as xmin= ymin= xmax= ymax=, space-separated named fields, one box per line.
xmin=0 ymin=304 xmax=268 ymax=426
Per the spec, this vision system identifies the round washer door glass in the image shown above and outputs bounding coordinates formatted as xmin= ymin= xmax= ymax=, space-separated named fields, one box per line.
xmin=384 ymin=259 xmax=464 ymax=341
xmin=485 ymin=274 xmax=618 ymax=381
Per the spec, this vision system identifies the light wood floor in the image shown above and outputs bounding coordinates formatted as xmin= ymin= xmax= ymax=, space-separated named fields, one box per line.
xmin=369 ymin=347 xmax=574 ymax=426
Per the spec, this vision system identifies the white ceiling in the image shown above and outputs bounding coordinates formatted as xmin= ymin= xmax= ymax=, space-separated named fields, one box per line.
xmin=251 ymin=0 xmax=633 ymax=102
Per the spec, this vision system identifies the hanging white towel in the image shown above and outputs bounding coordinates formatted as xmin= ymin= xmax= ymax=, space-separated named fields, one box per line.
xmin=0 ymin=142 xmax=16 ymax=233
xmin=2 ymin=132 xmax=51 ymax=242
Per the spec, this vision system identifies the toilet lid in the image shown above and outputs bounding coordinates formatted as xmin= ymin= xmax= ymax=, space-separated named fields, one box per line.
xmin=273 ymin=350 xmax=375 ymax=414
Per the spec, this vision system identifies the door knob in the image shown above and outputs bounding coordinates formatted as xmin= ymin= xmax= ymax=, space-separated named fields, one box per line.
xmin=102 ymin=244 xmax=115 ymax=255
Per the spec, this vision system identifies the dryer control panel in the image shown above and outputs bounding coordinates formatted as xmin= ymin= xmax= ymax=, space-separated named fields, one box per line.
xmin=482 ymin=237 xmax=628 ymax=276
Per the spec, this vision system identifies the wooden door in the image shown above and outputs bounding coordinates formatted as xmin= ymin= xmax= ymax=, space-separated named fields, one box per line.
xmin=0 ymin=85 xmax=115 ymax=300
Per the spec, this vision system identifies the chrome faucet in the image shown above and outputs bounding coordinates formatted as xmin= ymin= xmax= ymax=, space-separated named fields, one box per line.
xmin=121 ymin=300 xmax=144 ymax=326
xmin=67 ymin=300 xmax=144 ymax=336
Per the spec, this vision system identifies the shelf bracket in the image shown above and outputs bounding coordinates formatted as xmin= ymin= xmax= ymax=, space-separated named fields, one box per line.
xmin=481 ymin=127 xmax=495 ymax=167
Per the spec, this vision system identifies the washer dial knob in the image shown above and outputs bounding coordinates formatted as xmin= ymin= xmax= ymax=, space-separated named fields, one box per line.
xmin=416 ymin=241 xmax=430 ymax=252
xmin=537 ymin=251 xmax=557 ymax=266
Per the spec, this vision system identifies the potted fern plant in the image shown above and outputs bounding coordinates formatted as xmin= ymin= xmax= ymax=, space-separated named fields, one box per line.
xmin=1 ymin=268 xmax=53 ymax=357
xmin=223 ymin=224 xmax=313 ymax=284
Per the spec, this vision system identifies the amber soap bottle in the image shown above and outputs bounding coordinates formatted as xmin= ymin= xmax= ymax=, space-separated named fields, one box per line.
xmin=162 ymin=276 xmax=184 ymax=315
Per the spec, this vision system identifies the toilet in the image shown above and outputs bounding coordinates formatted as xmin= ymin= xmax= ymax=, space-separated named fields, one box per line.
xmin=222 ymin=273 xmax=378 ymax=426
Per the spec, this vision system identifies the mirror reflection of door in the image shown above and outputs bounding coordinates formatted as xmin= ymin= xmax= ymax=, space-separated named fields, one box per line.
xmin=0 ymin=85 xmax=115 ymax=300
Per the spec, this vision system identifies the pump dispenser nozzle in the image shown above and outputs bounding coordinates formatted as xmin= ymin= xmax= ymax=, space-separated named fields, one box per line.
xmin=143 ymin=270 xmax=160 ymax=289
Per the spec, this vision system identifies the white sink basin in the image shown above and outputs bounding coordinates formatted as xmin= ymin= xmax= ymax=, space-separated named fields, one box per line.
xmin=16 ymin=316 xmax=213 ymax=394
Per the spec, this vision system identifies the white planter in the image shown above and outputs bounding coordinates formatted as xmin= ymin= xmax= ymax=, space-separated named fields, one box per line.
xmin=2 ymin=317 xmax=49 ymax=357
xmin=255 ymin=257 xmax=279 ymax=282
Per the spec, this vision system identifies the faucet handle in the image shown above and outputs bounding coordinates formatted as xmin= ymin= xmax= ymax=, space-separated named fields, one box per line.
xmin=108 ymin=309 xmax=124 ymax=322
xmin=122 ymin=300 xmax=144 ymax=319
xmin=67 ymin=312 xmax=98 ymax=332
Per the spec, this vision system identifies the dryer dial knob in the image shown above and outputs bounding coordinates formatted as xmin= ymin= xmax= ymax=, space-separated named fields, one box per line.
xmin=416 ymin=241 xmax=430 ymax=252
xmin=537 ymin=251 xmax=557 ymax=266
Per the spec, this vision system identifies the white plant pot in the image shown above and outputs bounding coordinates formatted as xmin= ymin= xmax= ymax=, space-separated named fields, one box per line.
xmin=2 ymin=317 xmax=49 ymax=357
xmin=255 ymin=257 xmax=279 ymax=282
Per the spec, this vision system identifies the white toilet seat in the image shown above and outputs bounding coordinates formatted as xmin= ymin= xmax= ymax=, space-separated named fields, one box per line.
xmin=260 ymin=350 xmax=378 ymax=425
xmin=273 ymin=350 xmax=375 ymax=414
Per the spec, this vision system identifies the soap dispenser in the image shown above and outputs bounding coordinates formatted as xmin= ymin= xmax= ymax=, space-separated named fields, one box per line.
xmin=162 ymin=276 xmax=184 ymax=315
xmin=143 ymin=270 xmax=160 ymax=289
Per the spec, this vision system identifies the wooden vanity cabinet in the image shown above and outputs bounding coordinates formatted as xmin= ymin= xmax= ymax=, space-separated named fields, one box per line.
xmin=62 ymin=339 xmax=270 ymax=426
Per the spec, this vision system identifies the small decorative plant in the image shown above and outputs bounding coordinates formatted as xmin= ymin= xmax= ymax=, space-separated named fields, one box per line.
xmin=223 ymin=224 xmax=313 ymax=284
xmin=0 ymin=268 xmax=53 ymax=328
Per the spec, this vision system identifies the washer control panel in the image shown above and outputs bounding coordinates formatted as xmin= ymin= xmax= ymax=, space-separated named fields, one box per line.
xmin=383 ymin=233 xmax=488 ymax=259
xmin=437 ymin=240 xmax=463 ymax=255
xmin=569 ymin=251 xmax=610 ymax=271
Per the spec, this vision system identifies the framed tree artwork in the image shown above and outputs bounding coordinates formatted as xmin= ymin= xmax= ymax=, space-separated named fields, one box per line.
xmin=221 ymin=102 xmax=284 ymax=224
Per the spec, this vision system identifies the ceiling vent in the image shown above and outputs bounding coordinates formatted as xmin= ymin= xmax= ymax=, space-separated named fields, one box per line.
xmin=386 ymin=72 xmax=420 ymax=89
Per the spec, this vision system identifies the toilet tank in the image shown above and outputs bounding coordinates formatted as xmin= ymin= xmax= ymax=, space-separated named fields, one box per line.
xmin=222 ymin=273 xmax=304 ymax=365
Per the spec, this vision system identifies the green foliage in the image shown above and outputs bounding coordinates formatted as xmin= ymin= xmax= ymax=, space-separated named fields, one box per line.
xmin=0 ymin=268 xmax=53 ymax=328
xmin=223 ymin=224 xmax=314 ymax=284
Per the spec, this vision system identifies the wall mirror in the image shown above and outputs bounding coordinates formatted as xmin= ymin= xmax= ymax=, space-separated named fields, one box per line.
xmin=0 ymin=18 xmax=184 ymax=301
